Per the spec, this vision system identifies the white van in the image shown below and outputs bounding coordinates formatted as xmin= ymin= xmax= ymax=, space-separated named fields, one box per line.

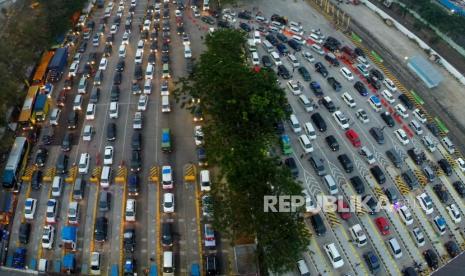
xmin=262 ymin=40 xmax=274 ymax=53
xmin=299 ymin=95 xmax=313 ymax=112
xmin=288 ymin=54 xmax=300 ymax=68
xmin=409 ymin=119 xmax=423 ymax=135
xmin=292 ymin=35 xmax=305 ymax=45
xmin=387 ymin=238 xmax=403 ymax=259
xmin=73 ymin=95 xmax=83 ymax=110
xmin=395 ymin=104 xmax=408 ymax=118
xmin=200 ymin=170 xmax=211 ymax=191
xmin=251 ymin=52 xmax=260 ymax=65
xmin=161 ymin=95 xmax=170 ymax=113
xmin=270 ymin=20 xmax=283 ymax=29
xmin=119 ymin=44 xmax=126 ymax=57
xmin=86 ymin=103 xmax=96 ymax=120
xmin=310 ymin=33 xmax=323 ymax=44
xmin=135 ymin=49 xmax=143 ymax=64
xmin=289 ymin=114 xmax=301 ymax=133
xmin=67 ymin=201 xmax=80 ymax=224
xmin=359 ymin=146 xmax=375 ymax=164
xmin=78 ymin=153 xmax=90 ymax=174
xmin=52 ymin=176 xmax=63 ymax=197
xmin=381 ymin=89 xmax=395 ymax=104
xmin=290 ymin=26 xmax=303 ymax=35
xmin=311 ymin=44 xmax=324 ymax=55
xmin=356 ymin=56 xmax=370 ymax=68
xmin=323 ymin=174 xmax=338 ymax=195
xmin=100 ymin=166 xmax=111 ymax=188
xmin=296 ymin=259 xmax=310 ymax=276
xmin=304 ymin=122 xmax=316 ymax=140
xmin=50 ymin=108 xmax=61 ymax=126
xmin=125 ymin=199 xmax=136 ymax=221
xmin=78 ymin=77 xmax=87 ymax=94
xmin=184 ymin=45 xmax=192 ymax=58
xmin=270 ymin=51 xmax=282 ymax=65
xmin=299 ymin=134 xmax=313 ymax=153
xmin=247 ymin=39 xmax=257 ymax=52
xmin=109 ymin=102 xmax=119 ymax=119
xmin=441 ymin=137 xmax=455 ymax=154
xmin=163 ymin=251 xmax=174 ymax=275
xmin=253 ymin=31 xmax=261 ymax=44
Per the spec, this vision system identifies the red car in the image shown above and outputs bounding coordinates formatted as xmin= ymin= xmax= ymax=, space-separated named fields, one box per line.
xmin=375 ymin=217 xmax=390 ymax=236
xmin=346 ymin=129 xmax=361 ymax=148
xmin=337 ymin=200 xmax=352 ymax=220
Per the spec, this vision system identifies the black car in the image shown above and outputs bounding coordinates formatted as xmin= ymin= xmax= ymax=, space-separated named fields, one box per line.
xmin=128 ymin=174 xmax=139 ymax=195
xmin=239 ymin=22 xmax=251 ymax=32
xmin=325 ymin=135 xmax=339 ymax=151
xmin=116 ymin=59 xmax=125 ymax=72
xmin=113 ymin=72 xmax=122 ymax=85
xmin=275 ymin=121 xmax=285 ymax=135
xmin=162 ymin=22 xmax=170 ymax=31
xmin=265 ymin=34 xmax=278 ymax=46
xmin=271 ymin=14 xmax=288 ymax=25
xmin=407 ymin=148 xmax=426 ymax=165
xmin=161 ymin=222 xmax=173 ymax=247
xmin=314 ymin=62 xmax=328 ymax=78
xmin=337 ymin=154 xmax=353 ymax=173
xmin=217 ymin=20 xmax=230 ymax=28
xmin=162 ymin=42 xmax=169 ymax=53
xmin=18 ymin=223 xmax=31 ymax=244
xmin=383 ymin=187 xmax=398 ymax=203
xmin=42 ymin=126 xmax=54 ymax=145
xmin=56 ymin=153 xmax=69 ymax=175
xmin=35 ymin=147 xmax=48 ymax=167
xmin=350 ymin=176 xmax=365 ymax=194
xmin=327 ymin=77 xmax=341 ymax=92
xmin=438 ymin=159 xmax=453 ymax=176
xmin=134 ymin=65 xmax=143 ymax=80
xmin=311 ymin=113 xmax=327 ymax=132
xmin=150 ymin=40 xmax=158 ymax=52
xmin=95 ymin=217 xmax=108 ymax=242
xmin=453 ymin=181 xmax=465 ymax=197
xmin=354 ymin=47 xmax=365 ymax=57
xmin=284 ymin=157 xmax=299 ymax=178
xmin=354 ymin=81 xmax=368 ymax=96
xmin=104 ymin=44 xmax=112 ymax=57
xmin=362 ymin=194 xmax=378 ymax=215
xmin=61 ymin=132 xmax=73 ymax=152
xmin=197 ymin=147 xmax=208 ymax=166
xmin=111 ymin=85 xmax=120 ymax=101
xmin=148 ymin=52 xmax=157 ymax=64
xmin=176 ymin=25 xmax=185 ymax=35
xmin=88 ymin=52 xmax=98 ymax=65
xmin=298 ymin=66 xmax=311 ymax=81
xmin=370 ymin=69 xmax=384 ymax=81
xmin=130 ymin=150 xmax=142 ymax=172
xmin=31 ymin=170 xmax=43 ymax=190
xmin=364 ymin=251 xmax=380 ymax=274
xmin=238 ymin=10 xmax=252 ymax=20
xmin=426 ymin=122 xmax=440 ymax=137
xmin=380 ymin=112 xmax=395 ymax=127
xmin=78 ymin=41 xmax=87 ymax=53
xmin=424 ymin=249 xmax=438 ymax=270
xmin=445 ymin=240 xmax=460 ymax=258
xmin=369 ymin=127 xmax=385 ymax=144
xmin=206 ymin=254 xmax=218 ymax=275
xmin=162 ymin=53 xmax=170 ymax=63
xmin=262 ymin=55 xmax=272 ymax=68
xmin=277 ymin=65 xmax=291 ymax=79
xmin=370 ymin=165 xmax=386 ymax=184
xmin=124 ymin=228 xmax=136 ymax=252
xmin=131 ymin=82 xmax=141 ymax=95
xmin=288 ymin=39 xmax=301 ymax=51
xmin=310 ymin=213 xmax=326 ymax=236
xmin=276 ymin=43 xmax=289 ymax=55
xmin=131 ymin=132 xmax=142 ymax=151
xmin=276 ymin=33 xmax=287 ymax=42
xmin=433 ymin=184 xmax=448 ymax=203
xmin=367 ymin=75 xmax=381 ymax=90
xmin=201 ymin=16 xmax=215 ymax=25
xmin=107 ymin=123 xmax=116 ymax=141
xmin=310 ymin=81 xmax=323 ymax=97
xmin=67 ymin=111 xmax=78 ymax=129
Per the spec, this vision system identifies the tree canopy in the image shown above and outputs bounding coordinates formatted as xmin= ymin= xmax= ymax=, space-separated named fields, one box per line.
xmin=176 ymin=29 xmax=310 ymax=273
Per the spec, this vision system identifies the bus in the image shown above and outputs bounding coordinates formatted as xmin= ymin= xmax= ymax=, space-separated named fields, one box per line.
xmin=2 ymin=137 xmax=30 ymax=189
xmin=32 ymin=93 xmax=51 ymax=122
xmin=32 ymin=51 xmax=54 ymax=85
xmin=18 ymin=85 xmax=40 ymax=130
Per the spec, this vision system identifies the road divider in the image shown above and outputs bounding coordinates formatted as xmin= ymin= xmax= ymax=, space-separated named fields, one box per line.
xmin=184 ymin=163 xmax=196 ymax=183
xmin=43 ymin=167 xmax=55 ymax=183
xmin=149 ymin=165 xmax=159 ymax=184
xmin=90 ymin=166 xmax=102 ymax=184
xmin=115 ymin=165 xmax=127 ymax=184
xmin=65 ymin=166 xmax=77 ymax=184
xmin=21 ymin=165 xmax=37 ymax=182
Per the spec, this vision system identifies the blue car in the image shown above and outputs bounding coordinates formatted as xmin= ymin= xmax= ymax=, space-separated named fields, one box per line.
xmin=310 ymin=81 xmax=323 ymax=97
xmin=277 ymin=43 xmax=289 ymax=55
xmin=12 ymin=248 xmax=26 ymax=269
xmin=354 ymin=81 xmax=368 ymax=96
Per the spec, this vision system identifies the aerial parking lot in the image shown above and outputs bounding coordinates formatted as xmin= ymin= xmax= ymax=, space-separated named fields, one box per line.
xmin=1 ymin=0 xmax=465 ymax=275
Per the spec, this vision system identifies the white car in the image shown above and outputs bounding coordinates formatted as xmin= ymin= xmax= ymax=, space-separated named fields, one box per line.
xmin=413 ymin=108 xmax=427 ymax=124
xmin=90 ymin=252 xmax=101 ymax=275
xmin=163 ymin=193 xmax=175 ymax=213
xmin=182 ymin=34 xmax=190 ymax=46
xmin=68 ymin=62 xmax=79 ymax=77
xmin=83 ymin=125 xmax=94 ymax=142
xmin=86 ymin=103 xmax=96 ymax=120
xmin=162 ymin=165 xmax=174 ymax=189
xmin=381 ymin=90 xmax=395 ymax=104
xmin=125 ymin=199 xmax=136 ymax=222
xmin=133 ymin=112 xmax=143 ymax=129
xmin=143 ymin=79 xmax=152 ymax=94
xmin=287 ymin=80 xmax=302 ymax=95
xmin=110 ymin=24 xmax=118 ymax=34
xmin=175 ymin=9 xmax=182 ymax=17
xmin=356 ymin=64 xmax=369 ymax=77
xmin=356 ymin=109 xmax=369 ymax=123
xmin=145 ymin=64 xmax=154 ymax=80
xmin=411 ymin=227 xmax=425 ymax=247
xmin=194 ymin=125 xmax=204 ymax=146
xmin=383 ymin=78 xmax=397 ymax=92
xmin=41 ymin=225 xmax=55 ymax=249
xmin=99 ymin=58 xmax=108 ymax=70
xmin=456 ymin=158 xmax=465 ymax=172
xmin=46 ymin=199 xmax=58 ymax=223
xmin=160 ymin=81 xmax=169 ymax=96
xmin=137 ymin=39 xmax=144 ymax=50
xmin=342 ymin=92 xmax=356 ymax=108
xmin=349 ymin=224 xmax=367 ymax=247
xmin=417 ymin=193 xmax=434 ymax=215
xmin=143 ymin=19 xmax=151 ymax=31
xmin=302 ymin=51 xmax=315 ymax=63
xmin=339 ymin=67 xmax=354 ymax=81
xmin=122 ymin=32 xmax=130 ymax=45
xmin=137 ymin=95 xmax=148 ymax=111
xmin=109 ymin=102 xmax=119 ymax=119
xmin=447 ymin=204 xmax=461 ymax=223
xmin=24 ymin=198 xmax=37 ymax=220
xmin=394 ymin=129 xmax=409 ymax=145
xmin=73 ymin=53 xmax=81 ymax=63
xmin=398 ymin=205 xmax=413 ymax=225
xmin=394 ymin=104 xmax=408 ymax=118
xmin=324 ymin=243 xmax=344 ymax=269
xmin=332 ymin=111 xmax=350 ymax=130
xmin=103 ymin=146 xmax=114 ymax=165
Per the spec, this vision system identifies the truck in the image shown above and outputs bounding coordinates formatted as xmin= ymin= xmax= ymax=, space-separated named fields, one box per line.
xmin=150 ymin=265 xmax=158 ymax=276
xmin=111 ymin=264 xmax=119 ymax=276
xmin=32 ymin=94 xmax=51 ymax=122
xmin=47 ymin=47 xmax=69 ymax=83
xmin=190 ymin=264 xmax=200 ymax=276
xmin=62 ymin=254 xmax=76 ymax=273
xmin=61 ymin=226 xmax=77 ymax=251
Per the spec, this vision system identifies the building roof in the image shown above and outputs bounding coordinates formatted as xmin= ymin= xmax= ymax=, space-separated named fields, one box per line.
xmin=407 ymin=55 xmax=443 ymax=88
